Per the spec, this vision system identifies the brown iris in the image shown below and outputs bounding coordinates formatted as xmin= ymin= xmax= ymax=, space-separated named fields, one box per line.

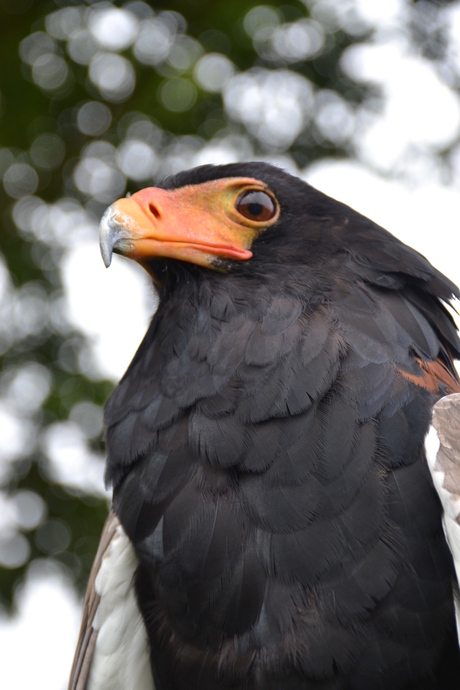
xmin=235 ymin=190 xmax=277 ymax=222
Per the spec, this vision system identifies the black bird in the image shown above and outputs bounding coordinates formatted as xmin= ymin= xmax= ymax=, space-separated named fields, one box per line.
xmin=69 ymin=162 xmax=460 ymax=690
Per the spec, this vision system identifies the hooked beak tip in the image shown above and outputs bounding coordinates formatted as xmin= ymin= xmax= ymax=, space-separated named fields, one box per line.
xmin=99 ymin=206 xmax=117 ymax=268
xmin=101 ymin=246 xmax=113 ymax=268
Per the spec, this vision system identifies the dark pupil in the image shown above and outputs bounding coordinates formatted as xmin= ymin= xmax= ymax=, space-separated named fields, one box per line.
xmin=248 ymin=202 xmax=263 ymax=217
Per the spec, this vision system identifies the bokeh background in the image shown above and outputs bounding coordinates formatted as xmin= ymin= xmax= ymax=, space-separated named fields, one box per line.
xmin=0 ymin=0 xmax=459 ymax=688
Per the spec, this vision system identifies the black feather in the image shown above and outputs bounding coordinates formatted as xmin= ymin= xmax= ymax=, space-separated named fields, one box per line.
xmin=103 ymin=162 xmax=460 ymax=689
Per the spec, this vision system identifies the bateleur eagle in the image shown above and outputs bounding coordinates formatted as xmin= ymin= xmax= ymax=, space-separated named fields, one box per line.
xmin=69 ymin=162 xmax=460 ymax=690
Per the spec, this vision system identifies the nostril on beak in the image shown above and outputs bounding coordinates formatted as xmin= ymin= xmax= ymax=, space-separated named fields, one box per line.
xmin=149 ymin=202 xmax=161 ymax=220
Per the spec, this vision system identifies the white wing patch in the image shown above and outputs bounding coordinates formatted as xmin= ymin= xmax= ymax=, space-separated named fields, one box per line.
xmin=87 ymin=522 xmax=155 ymax=690
xmin=425 ymin=393 xmax=460 ymax=639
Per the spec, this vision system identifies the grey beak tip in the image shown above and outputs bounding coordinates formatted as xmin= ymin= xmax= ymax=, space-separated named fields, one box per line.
xmin=99 ymin=206 xmax=115 ymax=268
xmin=103 ymin=255 xmax=112 ymax=269
xmin=99 ymin=204 xmax=135 ymax=267
xmin=101 ymin=246 xmax=113 ymax=268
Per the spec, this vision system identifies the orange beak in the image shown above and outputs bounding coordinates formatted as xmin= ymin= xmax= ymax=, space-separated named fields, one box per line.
xmin=99 ymin=177 xmax=278 ymax=273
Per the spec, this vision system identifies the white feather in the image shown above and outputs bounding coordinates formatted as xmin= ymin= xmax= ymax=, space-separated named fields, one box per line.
xmin=87 ymin=524 xmax=155 ymax=690
xmin=425 ymin=393 xmax=460 ymax=641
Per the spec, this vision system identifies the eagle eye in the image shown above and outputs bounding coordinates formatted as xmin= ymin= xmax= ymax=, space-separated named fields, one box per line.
xmin=235 ymin=190 xmax=277 ymax=222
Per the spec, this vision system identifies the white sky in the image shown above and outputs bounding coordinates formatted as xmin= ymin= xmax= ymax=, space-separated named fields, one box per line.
xmin=0 ymin=568 xmax=81 ymax=690
xmin=1 ymin=1 xmax=460 ymax=689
